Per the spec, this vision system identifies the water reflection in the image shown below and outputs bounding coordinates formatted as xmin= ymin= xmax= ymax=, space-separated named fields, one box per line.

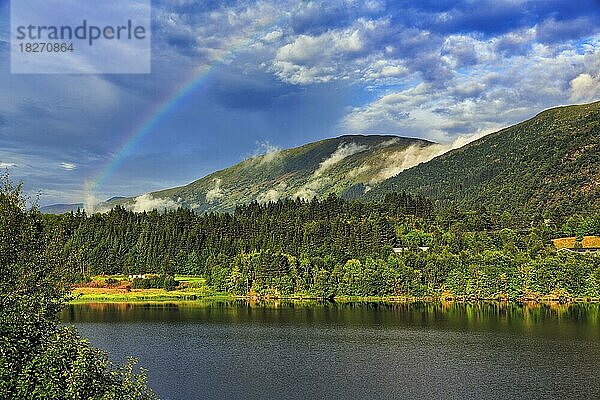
xmin=62 ymin=300 xmax=600 ymax=339
xmin=62 ymin=301 xmax=600 ymax=400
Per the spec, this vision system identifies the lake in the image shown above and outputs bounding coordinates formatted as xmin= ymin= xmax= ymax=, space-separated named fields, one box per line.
xmin=61 ymin=301 xmax=600 ymax=400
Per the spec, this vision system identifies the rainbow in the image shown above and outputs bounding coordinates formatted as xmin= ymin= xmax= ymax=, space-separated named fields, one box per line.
xmin=85 ymin=64 xmax=211 ymax=202
xmin=85 ymin=13 xmax=288 ymax=210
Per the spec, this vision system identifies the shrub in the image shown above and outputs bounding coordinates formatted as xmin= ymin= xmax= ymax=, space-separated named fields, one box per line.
xmin=0 ymin=175 xmax=156 ymax=399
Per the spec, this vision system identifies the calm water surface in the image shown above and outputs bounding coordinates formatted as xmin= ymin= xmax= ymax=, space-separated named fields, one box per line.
xmin=61 ymin=301 xmax=600 ymax=400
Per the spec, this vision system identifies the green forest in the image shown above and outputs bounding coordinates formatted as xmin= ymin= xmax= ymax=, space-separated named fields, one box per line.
xmin=44 ymin=188 xmax=600 ymax=301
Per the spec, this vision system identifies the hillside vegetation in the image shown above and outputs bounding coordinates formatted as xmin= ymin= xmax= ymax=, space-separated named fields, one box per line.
xmin=111 ymin=135 xmax=434 ymax=213
xmin=367 ymin=102 xmax=600 ymax=216
xmin=47 ymin=192 xmax=600 ymax=301
xmin=46 ymin=102 xmax=600 ymax=217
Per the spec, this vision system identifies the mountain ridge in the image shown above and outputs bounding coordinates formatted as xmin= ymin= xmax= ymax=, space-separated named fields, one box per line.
xmin=106 ymin=134 xmax=437 ymax=213
xmin=365 ymin=101 xmax=600 ymax=215
xmin=41 ymin=101 xmax=600 ymax=216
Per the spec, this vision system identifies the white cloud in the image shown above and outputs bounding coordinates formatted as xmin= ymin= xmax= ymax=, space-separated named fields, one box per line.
xmin=347 ymin=163 xmax=372 ymax=179
xmin=263 ymin=29 xmax=283 ymax=43
xmin=341 ymin=40 xmax=600 ymax=142
xmin=441 ymin=34 xmax=496 ymax=68
xmin=205 ymin=178 xmax=224 ymax=203
xmin=314 ymin=142 xmax=368 ymax=176
xmin=0 ymin=162 xmax=16 ymax=168
xmin=293 ymin=141 xmax=368 ymax=200
xmin=271 ymin=18 xmax=388 ymax=84
xmin=369 ymin=131 xmax=489 ymax=183
xmin=276 ymin=29 xmax=363 ymax=64
xmin=129 ymin=193 xmax=179 ymax=213
xmin=570 ymin=73 xmax=600 ymax=102
xmin=363 ymin=60 xmax=409 ymax=80
xmin=253 ymin=141 xmax=282 ymax=164
xmin=257 ymin=182 xmax=288 ymax=203
xmin=293 ymin=177 xmax=329 ymax=201
xmin=83 ymin=181 xmax=106 ymax=214
xmin=154 ymin=0 xmax=290 ymax=64
xmin=60 ymin=162 xmax=77 ymax=170
xmin=376 ymin=137 xmax=400 ymax=148
xmin=269 ymin=61 xmax=338 ymax=84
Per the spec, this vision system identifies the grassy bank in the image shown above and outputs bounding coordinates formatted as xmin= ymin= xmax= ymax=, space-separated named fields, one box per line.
xmin=71 ymin=288 xmax=600 ymax=304
xmin=70 ymin=275 xmax=600 ymax=304
xmin=71 ymin=275 xmax=234 ymax=303
xmin=70 ymin=287 xmax=234 ymax=303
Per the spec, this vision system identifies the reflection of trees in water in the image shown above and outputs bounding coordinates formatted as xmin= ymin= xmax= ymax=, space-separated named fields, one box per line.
xmin=63 ymin=301 xmax=600 ymax=341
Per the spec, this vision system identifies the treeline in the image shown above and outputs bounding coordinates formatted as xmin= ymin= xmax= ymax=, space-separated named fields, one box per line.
xmin=45 ymin=191 xmax=600 ymax=300
xmin=44 ymin=192 xmax=600 ymax=300
xmin=48 ymin=192 xmax=431 ymax=276
xmin=205 ymin=216 xmax=600 ymax=300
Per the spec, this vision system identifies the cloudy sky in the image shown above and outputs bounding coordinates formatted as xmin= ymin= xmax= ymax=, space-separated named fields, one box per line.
xmin=0 ymin=0 xmax=599 ymax=205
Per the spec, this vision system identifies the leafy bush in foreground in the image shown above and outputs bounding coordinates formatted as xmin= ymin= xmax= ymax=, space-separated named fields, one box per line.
xmin=0 ymin=175 xmax=157 ymax=399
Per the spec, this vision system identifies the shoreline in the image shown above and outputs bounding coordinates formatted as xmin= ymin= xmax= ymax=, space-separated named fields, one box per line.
xmin=70 ymin=288 xmax=600 ymax=304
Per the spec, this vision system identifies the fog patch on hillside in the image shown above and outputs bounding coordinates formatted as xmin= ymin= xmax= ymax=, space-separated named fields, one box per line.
xmin=254 ymin=141 xmax=282 ymax=164
xmin=370 ymin=131 xmax=489 ymax=183
xmin=129 ymin=193 xmax=180 ymax=213
xmin=376 ymin=137 xmax=400 ymax=148
xmin=206 ymin=178 xmax=224 ymax=203
xmin=292 ymin=142 xmax=368 ymax=200
xmin=314 ymin=142 xmax=368 ymax=177
xmin=257 ymin=182 xmax=288 ymax=203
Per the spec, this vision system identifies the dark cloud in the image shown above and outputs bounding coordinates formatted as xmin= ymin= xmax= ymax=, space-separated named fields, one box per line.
xmin=494 ymin=34 xmax=533 ymax=57
xmin=536 ymin=17 xmax=600 ymax=43
xmin=408 ymin=54 xmax=454 ymax=86
xmin=208 ymin=70 xmax=299 ymax=110
xmin=528 ymin=0 xmax=600 ymax=21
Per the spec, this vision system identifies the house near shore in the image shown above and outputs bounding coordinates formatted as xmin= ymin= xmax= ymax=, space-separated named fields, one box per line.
xmin=552 ymin=236 xmax=600 ymax=254
xmin=128 ymin=274 xmax=147 ymax=279
xmin=393 ymin=246 xmax=430 ymax=253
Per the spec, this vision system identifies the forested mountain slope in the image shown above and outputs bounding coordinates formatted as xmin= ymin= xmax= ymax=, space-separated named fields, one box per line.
xmin=367 ymin=101 xmax=600 ymax=216
xmin=111 ymin=135 xmax=434 ymax=213
xmin=44 ymin=102 xmax=600 ymax=217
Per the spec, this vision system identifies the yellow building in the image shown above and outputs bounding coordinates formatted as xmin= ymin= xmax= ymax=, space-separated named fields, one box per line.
xmin=552 ymin=236 xmax=600 ymax=254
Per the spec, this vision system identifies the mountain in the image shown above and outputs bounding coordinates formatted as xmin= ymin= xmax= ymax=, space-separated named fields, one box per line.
xmin=39 ymin=203 xmax=84 ymax=214
xmin=105 ymin=196 xmax=127 ymax=202
xmin=53 ymin=101 xmax=599 ymax=216
xmin=41 ymin=197 xmax=123 ymax=214
xmin=366 ymin=101 xmax=600 ymax=216
xmin=112 ymin=135 xmax=436 ymax=213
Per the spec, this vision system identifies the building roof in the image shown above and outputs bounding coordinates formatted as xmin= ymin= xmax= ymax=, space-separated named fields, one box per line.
xmin=393 ymin=247 xmax=430 ymax=253
xmin=552 ymin=236 xmax=600 ymax=250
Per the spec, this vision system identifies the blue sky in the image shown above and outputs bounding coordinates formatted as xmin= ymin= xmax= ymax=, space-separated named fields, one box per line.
xmin=0 ymin=0 xmax=599 ymax=205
